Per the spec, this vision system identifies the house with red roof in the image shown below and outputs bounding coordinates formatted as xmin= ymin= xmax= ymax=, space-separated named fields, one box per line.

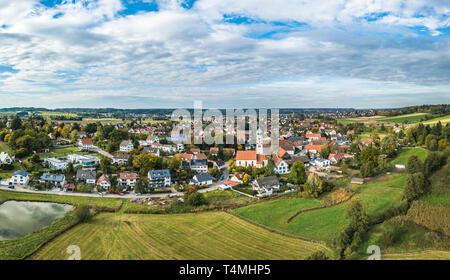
xmin=97 ymin=174 xmax=111 ymax=190
xmin=235 ymin=150 xmax=267 ymax=168
xmin=78 ymin=138 xmax=94 ymax=150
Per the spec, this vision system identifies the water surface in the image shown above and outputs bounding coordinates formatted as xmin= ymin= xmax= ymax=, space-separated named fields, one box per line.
xmin=0 ymin=201 xmax=73 ymax=240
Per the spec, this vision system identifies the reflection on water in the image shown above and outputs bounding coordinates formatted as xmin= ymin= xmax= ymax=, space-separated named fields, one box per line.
xmin=0 ymin=201 xmax=73 ymax=240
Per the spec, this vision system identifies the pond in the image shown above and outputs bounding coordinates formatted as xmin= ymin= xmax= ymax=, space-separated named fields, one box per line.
xmin=0 ymin=201 xmax=73 ymax=241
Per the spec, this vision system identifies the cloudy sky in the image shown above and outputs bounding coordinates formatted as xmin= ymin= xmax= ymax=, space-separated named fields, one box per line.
xmin=0 ymin=0 xmax=449 ymax=109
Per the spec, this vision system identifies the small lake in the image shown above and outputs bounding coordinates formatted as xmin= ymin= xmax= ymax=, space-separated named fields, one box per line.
xmin=0 ymin=201 xmax=73 ymax=241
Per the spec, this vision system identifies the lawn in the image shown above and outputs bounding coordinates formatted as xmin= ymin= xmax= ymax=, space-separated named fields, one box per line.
xmin=388 ymin=147 xmax=429 ymax=168
xmin=382 ymin=251 xmax=450 ymax=260
xmin=30 ymin=211 xmax=333 ymax=260
xmin=234 ymin=198 xmax=322 ymax=230
xmin=420 ymin=115 xmax=450 ymax=125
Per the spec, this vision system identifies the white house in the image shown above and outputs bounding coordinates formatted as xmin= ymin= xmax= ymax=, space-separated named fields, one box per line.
xmin=252 ymin=176 xmax=279 ymax=196
xmin=78 ymin=138 xmax=94 ymax=150
xmin=120 ymin=140 xmax=134 ymax=152
xmin=273 ymin=156 xmax=290 ymax=174
xmin=67 ymin=154 xmax=100 ymax=167
xmin=44 ymin=158 xmax=68 ymax=170
xmin=313 ymin=158 xmax=330 ymax=168
xmin=0 ymin=152 xmax=12 ymax=165
xmin=148 ymin=170 xmax=171 ymax=188
xmin=118 ymin=172 xmax=138 ymax=187
xmin=189 ymin=173 xmax=214 ymax=186
xmin=11 ymin=170 xmax=29 ymax=185
xmin=96 ymin=174 xmax=111 ymax=190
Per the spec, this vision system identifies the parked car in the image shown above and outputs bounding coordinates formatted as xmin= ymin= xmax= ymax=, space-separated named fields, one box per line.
xmin=8 ymin=185 xmax=15 ymax=189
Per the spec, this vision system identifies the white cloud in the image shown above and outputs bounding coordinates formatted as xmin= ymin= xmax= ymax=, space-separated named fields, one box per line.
xmin=0 ymin=0 xmax=448 ymax=108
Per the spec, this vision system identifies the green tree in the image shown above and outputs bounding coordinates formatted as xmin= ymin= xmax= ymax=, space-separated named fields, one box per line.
xmin=302 ymin=173 xmax=322 ymax=198
xmin=289 ymin=161 xmax=307 ymax=185
xmin=320 ymin=144 xmax=331 ymax=159
xmin=186 ymin=191 xmax=207 ymax=207
xmin=75 ymin=205 xmax=93 ymax=223
xmin=406 ymin=155 xmax=423 ymax=174
xmin=380 ymin=134 xmax=398 ymax=157
xmin=403 ymin=172 xmax=427 ymax=202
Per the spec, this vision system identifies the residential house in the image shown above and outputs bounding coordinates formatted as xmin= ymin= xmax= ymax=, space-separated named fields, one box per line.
xmin=120 ymin=140 xmax=134 ymax=152
xmin=40 ymin=173 xmax=66 ymax=186
xmin=252 ymin=176 xmax=279 ymax=196
xmin=273 ymin=156 xmax=290 ymax=174
xmin=328 ymin=153 xmax=345 ymax=164
xmin=286 ymin=155 xmax=310 ymax=166
xmin=148 ymin=170 xmax=171 ymax=188
xmin=279 ymin=140 xmax=295 ymax=155
xmin=43 ymin=158 xmax=68 ymax=170
xmin=189 ymin=173 xmax=214 ymax=186
xmin=11 ymin=170 xmax=29 ymax=185
xmin=119 ymin=172 xmax=138 ymax=187
xmin=97 ymin=174 xmax=111 ymax=190
xmin=79 ymin=138 xmax=94 ymax=150
xmin=305 ymin=144 xmax=324 ymax=154
xmin=312 ymin=158 xmax=330 ymax=168
xmin=0 ymin=152 xmax=12 ymax=165
xmin=306 ymin=132 xmax=321 ymax=140
xmin=229 ymin=172 xmax=245 ymax=184
xmin=209 ymin=147 xmax=219 ymax=156
xmin=189 ymin=159 xmax=208 ymax=173
xmin=112 ymin=153 xmax=129 ymax=165
xmin=76 ymin=170 xmax=96 ymax=185
xmin=142 ymin=147 xmax=160 ymax=157
xmin=67 ymin=154 xmax=100 ymax=168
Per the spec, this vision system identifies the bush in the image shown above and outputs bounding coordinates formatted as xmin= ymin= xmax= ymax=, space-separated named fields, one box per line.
xmin=186 ymin=191 xmax=207 ymax=207
xmin=74 ymin=205 xmax=93 ymax=223
xmin=306 ymin=251 xmax=329 ymax=260
xmin=377 ymin=225 xmax=404 ymax=247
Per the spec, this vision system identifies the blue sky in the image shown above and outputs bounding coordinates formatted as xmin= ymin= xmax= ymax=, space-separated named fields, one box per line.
xmin=0 ymin=0 xmax=449 ymax=108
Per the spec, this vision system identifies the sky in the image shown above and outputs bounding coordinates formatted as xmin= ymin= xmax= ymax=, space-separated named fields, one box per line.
xmin=0 ymin=0 xmax=449 ymax=109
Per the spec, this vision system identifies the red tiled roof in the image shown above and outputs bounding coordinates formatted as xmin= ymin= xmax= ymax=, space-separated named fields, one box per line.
xmin=224 ymin=180 xmax=240 ymax=186
xmin=236 ymin=150 xmax=257 ymax=161
xmin=120 ymin=172 xmax=138 ymax=180
xmin=80 ymin=138 xmax=93 ymax=145
xmin=97 ymin=174 xmax=111 ymax=185
xmin=305 ymin=144 xmax=324 ymax=151
xmin=195 ymin=153 xmax=207 ymax=160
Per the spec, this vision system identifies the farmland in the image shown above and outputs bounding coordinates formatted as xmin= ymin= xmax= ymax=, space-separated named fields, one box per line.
xmin=30 ymin=211 xmax=333 ymax=260
xmin=375 ymin=113 xmax=432 ymax=124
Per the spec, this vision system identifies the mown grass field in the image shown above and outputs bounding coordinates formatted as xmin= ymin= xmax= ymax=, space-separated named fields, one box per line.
xmin=417 ymin=114 xmax=450 ymax=125
xmin=382 ymin=251 xmax=450 ymax=260
xmin=389 ymin=147 xmax=429 ymax=167
xmin=235 ymin=174 xmax=405 ymax=244
xmin=31 ymin=211 xmax=333 ymax=260
xmin=376 ymin=113 xmax=432 ymax=124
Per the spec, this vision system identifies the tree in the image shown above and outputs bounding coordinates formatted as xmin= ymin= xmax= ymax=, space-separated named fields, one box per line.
xmin=425 ymin=134 xmax=438 ymax=151
xmin=30 ymin=153 xmax=41 ymax=164
xmin=186 ymin=191 xmax=207 ymax=207
xmin=168 ymin=154 xmax=181 ymax=172
xmin=134 ymin=178 xmax=149 ymax=194
xmin=405 ymin=155 xmax=423 ymax=174
xmin=302 ymin=173 xmax=322 ymax=198
xmin=381 ymin=134 xmax=398 ymax=157
xmin=403 ymin=172 xmax=427 ymax=202
xmin=75 ymin=205 xmax=93 ymax=223
xmin=306 ymin=251 xmax=329 ymax=260
xmin=243 ymin=173 xmax=250 ymax=184
xmin=423 ymin=152 xmax=444 ymax=177
xmin=320 ymin=144 xmax=331 ymax=159
xmin=264 ymin=158 xmax=276 ymax=177
xmin=289 ymin=161 xmax=307 ymax=185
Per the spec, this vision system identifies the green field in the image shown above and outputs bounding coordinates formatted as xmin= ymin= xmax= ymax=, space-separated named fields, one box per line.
xmin=382 ymin=251 xmax=450 ymax=260
xmin=389 ymin=147 xmax=429 ymax=167
xmin=420 ymin=163 xmax=449 ymax=206
xmin=376 ymin=113 xmax=432 ymax=124
xmin=0 ymin=142 xmax=12 ymax=154
xmin=235 ymin=174 xmax=405 ymax=244
xmin=234 ymin=198 xmax=322 ymax=230
xmin=30 ymin=211 xmax=333 ymax=260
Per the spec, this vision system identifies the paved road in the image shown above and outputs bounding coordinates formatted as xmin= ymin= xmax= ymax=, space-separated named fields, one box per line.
xmin=94 ymin=146 xmax=114 ymax=159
